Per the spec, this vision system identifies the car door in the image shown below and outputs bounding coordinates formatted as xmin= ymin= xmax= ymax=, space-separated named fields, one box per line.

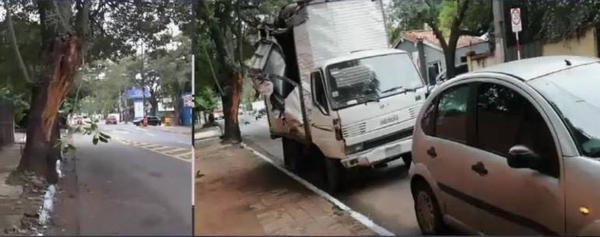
xmin=420 ymin=82 xmax=485 ymax=230
xmin=471 ymin=82 xmax=564 ymax=235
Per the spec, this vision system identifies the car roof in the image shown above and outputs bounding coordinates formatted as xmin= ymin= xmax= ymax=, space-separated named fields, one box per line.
xmin=472 ymin=55 xmax=600 ymax=81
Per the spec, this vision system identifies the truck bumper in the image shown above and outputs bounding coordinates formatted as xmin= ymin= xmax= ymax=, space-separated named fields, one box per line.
xmin=340 ymin=137 xmax=412 ymax=168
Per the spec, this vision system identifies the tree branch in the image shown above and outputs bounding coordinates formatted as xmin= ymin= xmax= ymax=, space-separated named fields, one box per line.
xmin=452 ymin=0 xmax=471 ymax=32
xmin=5 ymin=2 xmax=33 ymax=84
xmin=423 ymin=0 xmax=449 ymax=50
xmin=52 ymin=1 xmax=74 ymax=34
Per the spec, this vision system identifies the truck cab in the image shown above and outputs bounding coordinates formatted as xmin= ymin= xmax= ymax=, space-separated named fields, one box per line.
xmin=309 ymin=49 xmax=426 ymax=169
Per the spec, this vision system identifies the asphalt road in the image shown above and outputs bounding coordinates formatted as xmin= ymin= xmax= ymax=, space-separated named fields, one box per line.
xmin=238 ymin=118 xmax=421 ymax=236
xmin=51 ymin=123 xmax=192 ymax=235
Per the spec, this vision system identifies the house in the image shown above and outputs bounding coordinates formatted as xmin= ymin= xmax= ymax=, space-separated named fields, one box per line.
xmin=393 ymin=30 xmax=490 ymax=83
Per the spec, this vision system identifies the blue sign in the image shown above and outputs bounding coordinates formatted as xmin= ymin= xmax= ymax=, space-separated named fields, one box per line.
xmin=126 ymin=88 xmax=151 ymax=99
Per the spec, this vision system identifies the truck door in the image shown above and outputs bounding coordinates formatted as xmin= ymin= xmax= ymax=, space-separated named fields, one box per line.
xmin=310 ymin=70 xmax=343 ymax=158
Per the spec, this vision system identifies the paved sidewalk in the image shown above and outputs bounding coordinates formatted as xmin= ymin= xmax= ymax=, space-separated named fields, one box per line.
xmin=195 ymin=140 xmax=375 ymax=236
xmin=194 ymin=126 xmax=221 ymax=141
xmin=0 ymin=133 xmax=45 ymax=236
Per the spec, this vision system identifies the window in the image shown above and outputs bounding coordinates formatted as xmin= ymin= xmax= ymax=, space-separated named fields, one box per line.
xmin=420 ymin=100 xmax=436 ymax=136
xmin=435 ymin=85 xmax=470 ymax=143
xmin=476 ymin=83 xmax=559 ymax=177
xmin=312 ymin=71 xmax=329 ymax=114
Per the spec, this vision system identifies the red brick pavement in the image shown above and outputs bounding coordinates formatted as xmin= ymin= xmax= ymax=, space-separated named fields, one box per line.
xmin=194 ymin=140 xmax=375 ymax=236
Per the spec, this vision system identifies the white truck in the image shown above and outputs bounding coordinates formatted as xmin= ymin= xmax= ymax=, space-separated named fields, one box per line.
xmin=248 ymin=0 xmax=428 ymax=192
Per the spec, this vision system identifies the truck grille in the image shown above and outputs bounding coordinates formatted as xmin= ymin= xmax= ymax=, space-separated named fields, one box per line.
xmin=409 ymin=107 xmax=418 ymax=119
xmin=342 ymin=122 xmax=366 ymax=137
xmin=362 ymin=126 xmax=414 ymax=151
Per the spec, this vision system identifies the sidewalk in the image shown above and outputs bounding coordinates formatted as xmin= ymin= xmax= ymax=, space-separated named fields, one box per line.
xmin=195 ymin=139 xmax=374 ymax=235
xmin=194 ymin=126 xmax=221 ymax=141
xmin=0 ymin=133 xmax=45 ymax=236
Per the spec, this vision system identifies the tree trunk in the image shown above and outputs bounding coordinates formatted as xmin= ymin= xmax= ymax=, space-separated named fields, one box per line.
xmin=19 ymin=35 xmax=81 ymax=183
xmin=173 ymin=94 xmax=182 ymax=126
xmin=220 ymin=71 xmax=243 ymax=143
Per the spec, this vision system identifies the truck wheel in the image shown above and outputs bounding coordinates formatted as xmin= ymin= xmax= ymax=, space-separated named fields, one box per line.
xmin=282 ymin=138 xmax=303 ymax=173
xmin=323 ymin=157 xmax=345 ymax=194
xmin=402 ymin=153 xmax=413 ymax=169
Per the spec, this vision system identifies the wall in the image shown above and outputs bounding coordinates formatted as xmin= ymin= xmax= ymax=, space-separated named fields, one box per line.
xmin=467 ymin=53 xmax=500 ymax=71
xmin=456 ymin=43 xmax=490 ymax=66
xmin=542 ymin=28 xmax=597 ymax=57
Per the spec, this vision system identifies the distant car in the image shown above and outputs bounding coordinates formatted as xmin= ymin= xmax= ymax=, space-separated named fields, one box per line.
xmin=105 ymin=115 xmax=118 ymax=125
xmin=133 ymin=116 xmax=161 ymax=126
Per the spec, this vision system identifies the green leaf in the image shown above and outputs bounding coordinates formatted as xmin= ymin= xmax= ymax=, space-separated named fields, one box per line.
xmin=99 ymin=136 xmax=108 ymax=143
xmin=92 ymin=136 xmax=99 ymax=145
xmin=99 ymin=132 xmax=111 ymax=140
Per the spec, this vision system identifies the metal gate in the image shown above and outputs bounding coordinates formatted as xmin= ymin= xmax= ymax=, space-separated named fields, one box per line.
xmin=0 ymin=99 xmax=15 ymax=146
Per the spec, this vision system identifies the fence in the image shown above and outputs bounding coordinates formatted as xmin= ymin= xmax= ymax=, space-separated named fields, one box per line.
xmin=0 ymin=99 xmax=15 ymax=147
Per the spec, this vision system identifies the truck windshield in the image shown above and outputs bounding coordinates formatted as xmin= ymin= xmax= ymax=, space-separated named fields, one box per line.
xmin=325 ymin=53 xmax=423 ymax=110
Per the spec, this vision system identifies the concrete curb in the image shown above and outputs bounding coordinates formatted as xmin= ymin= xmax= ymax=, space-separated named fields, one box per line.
xmin=240 ymin=142 xmax=395 ymax=236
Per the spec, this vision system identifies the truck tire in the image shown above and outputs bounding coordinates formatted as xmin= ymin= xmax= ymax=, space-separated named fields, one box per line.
xmin=402 ymin=153 xmax=413 ymax=169
xmin=323 ymin=157 xmax=345 ymax=194
xmin=282 ymin=138 xmax=303 ymax=173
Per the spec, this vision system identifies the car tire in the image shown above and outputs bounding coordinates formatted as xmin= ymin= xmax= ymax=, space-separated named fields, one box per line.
xmin=402 ymin=153 xmax=412 ymax=169
xmin=412 ymin=181 xmax=448 ymax=235
xmin=282 ymin=138 xmax=305 ymax=173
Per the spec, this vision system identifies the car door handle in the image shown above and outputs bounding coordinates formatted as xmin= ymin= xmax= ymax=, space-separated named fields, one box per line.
xmin=426 ymin=147 xmax=437 ymax=158
xmin=471 ymin=162 xmax=488 ymax=176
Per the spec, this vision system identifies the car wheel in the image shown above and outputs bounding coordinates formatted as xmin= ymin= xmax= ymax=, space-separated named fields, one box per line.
xmin=402 ymin=153 xmax=412 ymax=169
xmin=413 ymin=181 xmax=448 ymax=235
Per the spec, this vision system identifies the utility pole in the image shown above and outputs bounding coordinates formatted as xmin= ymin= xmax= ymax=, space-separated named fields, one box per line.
xmin=493 ymin=0 xmax=506 ymax=63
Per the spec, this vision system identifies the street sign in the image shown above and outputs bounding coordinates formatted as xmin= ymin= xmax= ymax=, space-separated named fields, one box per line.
xmin=511 ymin=8 xmax=522 ymax=33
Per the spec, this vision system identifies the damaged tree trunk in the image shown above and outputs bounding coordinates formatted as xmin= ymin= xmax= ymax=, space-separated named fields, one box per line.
xmin=220 ymin=71 xmax=243 ymax=143
xmin=18 ymin=20 xmax=82 ymax=183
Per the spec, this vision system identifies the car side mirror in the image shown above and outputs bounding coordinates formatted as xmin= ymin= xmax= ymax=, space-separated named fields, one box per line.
xmin=507 ymin=145 xmax=541 ymax=170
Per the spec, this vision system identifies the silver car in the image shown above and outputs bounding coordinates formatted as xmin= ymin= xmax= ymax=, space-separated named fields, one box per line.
xmin=410 ymin=55 xmax=600 ymax=235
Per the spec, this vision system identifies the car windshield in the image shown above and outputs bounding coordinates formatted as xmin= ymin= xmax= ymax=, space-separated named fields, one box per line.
xmin=325 ymin=53 xmax=423 ymax=110
xmin=529 ymin=63 xmax=600 ymax=157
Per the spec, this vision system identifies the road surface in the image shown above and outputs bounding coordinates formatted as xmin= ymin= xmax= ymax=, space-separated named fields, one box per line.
xmin=51 ymin=123 xmax=192 ymax=235
xmin=237 ymin=118 xmax=421 ymax=235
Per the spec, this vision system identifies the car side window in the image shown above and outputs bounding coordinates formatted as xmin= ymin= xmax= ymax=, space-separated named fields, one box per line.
xmin=476 ymin=83 xmax=559 ymax=177
xmin=435 ymin=85 xmax=470 ymax=143
xmin=420 ymin=99 xmax=437 ymax=136
xmin=312 ymin=71 xmax=329 ymax=114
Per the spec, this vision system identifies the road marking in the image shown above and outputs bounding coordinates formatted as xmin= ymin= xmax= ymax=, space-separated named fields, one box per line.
xmin=145 ymin=132 xmax=156 ymax=137
xmin=241 ymin=143 xmax=395 ymax=236
xmin=115 ymin=138 xmax=192 ymax=163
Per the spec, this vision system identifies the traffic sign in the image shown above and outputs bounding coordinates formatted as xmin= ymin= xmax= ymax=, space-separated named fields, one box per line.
xmin=511 ymin=8 xmax=522 ymax=33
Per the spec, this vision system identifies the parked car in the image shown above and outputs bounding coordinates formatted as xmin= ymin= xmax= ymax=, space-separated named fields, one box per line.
xmin=105 ymin=115 xmax=118 ymax=125
xmin=133 ymin=116 xmax=161 ymax=126
xmin=73 ymin=116 xmax=84 ymax=125
xmin=410 ymin=56 xmax=600 ymax=236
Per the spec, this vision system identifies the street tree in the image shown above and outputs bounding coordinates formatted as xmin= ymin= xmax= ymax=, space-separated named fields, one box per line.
xmin=196 ymin=0 xmax=288 ymax=143
xmin=389 ymin=0 xmax=492 ymax=78
xmin=152 ymin=35 xmax=192 ymax=125
xmin=4 ymin=0 xmax=185 ymax=182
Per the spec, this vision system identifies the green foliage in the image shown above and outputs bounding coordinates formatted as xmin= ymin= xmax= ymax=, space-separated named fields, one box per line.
xmin=0 ymin=85 xmax=29 ymax=122
xmin=195 ymin=87 xmax=219 ymax=112
xmin=502 ymin=0 xmax=600 ymax=44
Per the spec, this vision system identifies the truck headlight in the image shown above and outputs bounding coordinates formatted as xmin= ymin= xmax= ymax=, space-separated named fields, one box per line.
xmin=345 ymin=143 xmax=364 ymax=154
